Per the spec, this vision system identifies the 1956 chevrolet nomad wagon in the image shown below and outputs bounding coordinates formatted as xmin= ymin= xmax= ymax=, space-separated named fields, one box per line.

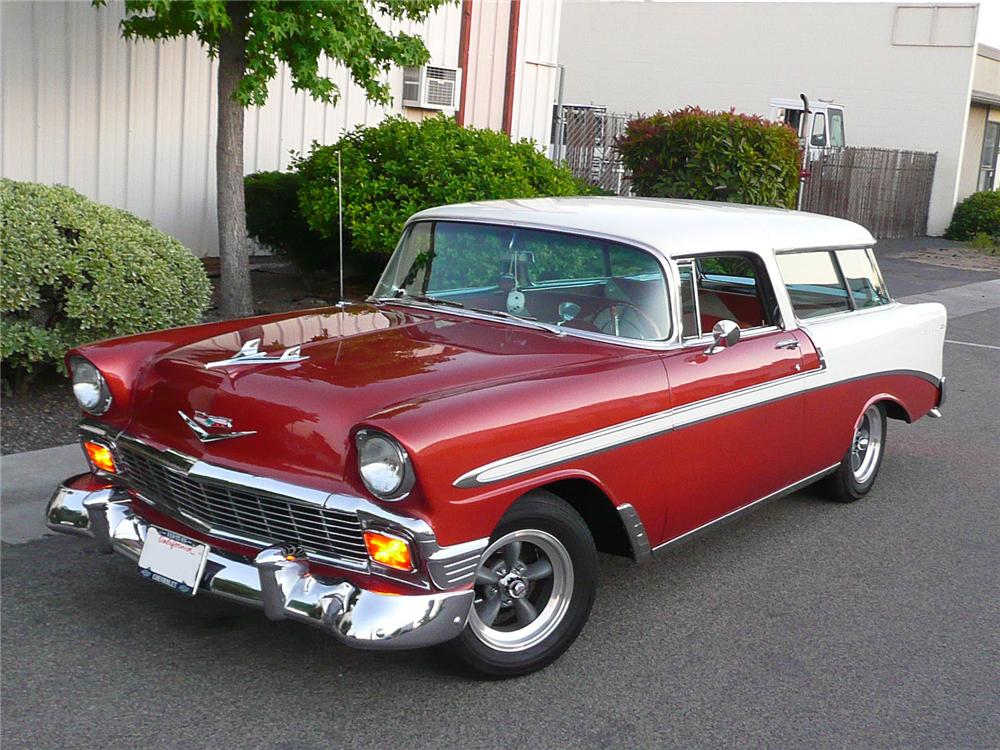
xmin=47 ymin=198 xmax=947 ymax=676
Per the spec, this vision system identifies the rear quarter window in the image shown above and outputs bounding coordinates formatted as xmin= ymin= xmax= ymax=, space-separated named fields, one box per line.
xmin=776 ymin=248 xmax=889 ymax=320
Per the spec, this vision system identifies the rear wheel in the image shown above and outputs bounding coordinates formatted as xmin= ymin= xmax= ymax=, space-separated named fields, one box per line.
xmin=440 ymin=492 xmax=597 ymax=678
xmin=823 ymin=403 xmax=887 ymax=503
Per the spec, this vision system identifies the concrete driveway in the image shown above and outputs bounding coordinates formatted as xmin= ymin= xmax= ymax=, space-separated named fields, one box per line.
xmin=2 ymin=256 xmax=998 ymax=749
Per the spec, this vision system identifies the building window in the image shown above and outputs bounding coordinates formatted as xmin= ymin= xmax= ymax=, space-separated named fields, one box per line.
xmin=979 ymin=121 xmax=1000 ymax=193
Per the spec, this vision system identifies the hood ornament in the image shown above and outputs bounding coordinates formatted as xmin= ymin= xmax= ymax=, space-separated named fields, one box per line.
xmin=205 ymin=338 xmax=308 ymax=369
xmin=178 ymin=410 xmax=257 ymax=443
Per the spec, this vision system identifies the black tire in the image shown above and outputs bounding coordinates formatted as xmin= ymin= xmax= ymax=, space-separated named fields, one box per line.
xmin=439 ymin=491 xmax=597 ymax=678
xmin=822 ymin=403 xmax=888 ymax=503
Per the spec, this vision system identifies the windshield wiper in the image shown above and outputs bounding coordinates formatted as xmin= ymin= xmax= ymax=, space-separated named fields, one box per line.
xmin=467 ymin=307 xmax=564 ymax=336
xmin=383 ymin=292 xmax=466 ymax=309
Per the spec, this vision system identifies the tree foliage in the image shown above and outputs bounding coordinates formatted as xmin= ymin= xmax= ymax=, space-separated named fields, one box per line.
xmin=618 ymin=107 xmax=802 ymax=208
xmin=107 ymin=0 xmax=445 ymax=107
xmin=295 ymin=115 xmax=583 ymax=258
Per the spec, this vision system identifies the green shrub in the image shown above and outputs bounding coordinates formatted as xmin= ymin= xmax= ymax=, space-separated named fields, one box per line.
xmin=946 ymin=190 xmax=1000 ymax=241
xmin=1 ymin=179 xmax=212 ymax=382
xmin=295 ymin=115 xmax=583 ymax=257
xmin=244 ymin=170 xmax=333 ymax=272
xmin=968 ymin=231 xmax=1000 ymax=255
xmin=617 ymin=107 xmax=802 ymax=207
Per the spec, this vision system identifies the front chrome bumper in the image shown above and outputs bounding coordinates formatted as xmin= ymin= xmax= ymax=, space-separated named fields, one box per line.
xmin=46 ymin=477 xmax=474 ymax=650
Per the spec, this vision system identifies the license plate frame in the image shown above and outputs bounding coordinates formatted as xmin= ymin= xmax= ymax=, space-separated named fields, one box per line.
xmin=138 ymin=527 xmax=210 ymax=596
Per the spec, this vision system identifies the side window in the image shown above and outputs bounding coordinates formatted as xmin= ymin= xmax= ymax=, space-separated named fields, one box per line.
xmin=828 ymin=109 xmax=845 ymax=148
xmin=835 ymin=248 xmax=891 ymax=308
xmin=775 ymin=251 xmax=851 ymax=319
xmin=679 ymin=253 xmax=777 ymax=338
xmin=810 ymin=113 xmax=827 ymax=147
xmin=678 ymin=262 xmax=699 ymax=338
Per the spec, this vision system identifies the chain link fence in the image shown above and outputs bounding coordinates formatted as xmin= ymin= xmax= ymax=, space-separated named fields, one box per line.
xmin=551 ymin=106 xmax=631 ymax=195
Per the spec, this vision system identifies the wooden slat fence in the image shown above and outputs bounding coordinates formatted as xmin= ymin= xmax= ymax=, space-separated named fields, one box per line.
xmin=799 ymin=147 xmax=937 ymax=239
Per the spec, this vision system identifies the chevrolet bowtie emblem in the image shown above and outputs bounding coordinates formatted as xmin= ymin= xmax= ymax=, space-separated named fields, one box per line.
xmin=178 ymin=410 xmax=256 ymax=443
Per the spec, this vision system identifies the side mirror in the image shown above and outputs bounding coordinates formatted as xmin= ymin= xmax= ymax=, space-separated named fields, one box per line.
xmin=704 ymin=319 xmax=740 ymax=355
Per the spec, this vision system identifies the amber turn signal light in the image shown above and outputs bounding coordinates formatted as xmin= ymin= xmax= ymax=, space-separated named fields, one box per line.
xmin=83 ymin=441 xmax=117 ymax=474
xmin=363 ymin=530 xmax=414 ymax=572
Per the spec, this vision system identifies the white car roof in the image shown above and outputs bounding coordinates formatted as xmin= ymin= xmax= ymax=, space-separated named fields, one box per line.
xmin=410 ymin=197 xmax=874 ymax=257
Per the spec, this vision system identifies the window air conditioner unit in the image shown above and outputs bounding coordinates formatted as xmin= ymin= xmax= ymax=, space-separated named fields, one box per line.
xmin=402 ymin=65 xmax=462 ymax=110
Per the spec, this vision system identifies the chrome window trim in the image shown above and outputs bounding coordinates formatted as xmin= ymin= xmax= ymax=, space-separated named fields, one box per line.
xmin=773 ymin=243 xmax=873 ymax=254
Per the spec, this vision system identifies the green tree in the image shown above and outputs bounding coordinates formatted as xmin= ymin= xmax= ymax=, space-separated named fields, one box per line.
xmin=98 ymin=0 xmax=448 ymax=317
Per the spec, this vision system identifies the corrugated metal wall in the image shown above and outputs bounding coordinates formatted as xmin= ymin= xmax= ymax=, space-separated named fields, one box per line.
xmin=511 ymin=0 xmax=562 ymax=152
xmin=0 ymin=0 xmax=464 ymax=256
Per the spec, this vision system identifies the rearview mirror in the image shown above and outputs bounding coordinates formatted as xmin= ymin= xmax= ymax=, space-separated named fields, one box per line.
xmin=704 ymin=319 xmax=740 ymax=355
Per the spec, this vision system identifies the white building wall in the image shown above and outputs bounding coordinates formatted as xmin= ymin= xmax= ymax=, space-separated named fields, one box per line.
xmin=510 ymin=0 xmax=563 ymax=151
xmin=1 ymin=0 xmax=464 ymax=256
xmin=558 ymin=1 xmax=980 ymax=236
xmin=464 ymin=0 xmax=512 ymax=132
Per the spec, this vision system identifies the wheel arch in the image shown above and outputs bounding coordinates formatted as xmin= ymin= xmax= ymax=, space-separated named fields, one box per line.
xmin=866 ymin=393 xmax=913 ymax=423
xmin=529 ymin=477 xmax=639 ymax=561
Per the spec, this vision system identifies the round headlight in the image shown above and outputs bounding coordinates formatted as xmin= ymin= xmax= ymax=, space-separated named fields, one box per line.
xmin=356 ymin=430 xmax=413 ymax=500
xmin=70 ymin=356 xmax=112 ymax=415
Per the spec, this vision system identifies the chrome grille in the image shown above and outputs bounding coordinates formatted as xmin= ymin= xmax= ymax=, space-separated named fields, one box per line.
xmin=116 ymin=442 xmax=368 ymax=564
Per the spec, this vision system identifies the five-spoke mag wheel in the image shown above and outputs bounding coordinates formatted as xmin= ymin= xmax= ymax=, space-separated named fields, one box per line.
xmin=824 ymin=402 xmax=888 ymax=503
xmin=440 ymin=491 xmax=597 ymax=678
xmin=469 ymin=529 xmax=574 ymax=653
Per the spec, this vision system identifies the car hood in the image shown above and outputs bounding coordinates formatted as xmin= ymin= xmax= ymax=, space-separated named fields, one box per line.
xmin=122 ymin=302 xmax=618 ymax=489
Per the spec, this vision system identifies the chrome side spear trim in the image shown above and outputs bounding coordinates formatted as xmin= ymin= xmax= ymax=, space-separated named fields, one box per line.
xmin=205 ymin=338 xmax=308 ymax=369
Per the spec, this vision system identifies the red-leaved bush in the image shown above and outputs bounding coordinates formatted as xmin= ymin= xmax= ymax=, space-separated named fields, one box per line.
xmin=618 ymin=107 xmax=801 ymax=208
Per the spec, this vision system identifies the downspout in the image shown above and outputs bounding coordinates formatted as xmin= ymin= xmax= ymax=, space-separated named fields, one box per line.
xmin=456 ymin=0 xmax=473 ymax=127
xmin=502 ymin=0 xmax=522 ymax=136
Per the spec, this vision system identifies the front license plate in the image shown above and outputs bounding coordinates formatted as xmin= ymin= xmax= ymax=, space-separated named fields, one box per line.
xmin=138 ymin=527 xmax=209 ymax=596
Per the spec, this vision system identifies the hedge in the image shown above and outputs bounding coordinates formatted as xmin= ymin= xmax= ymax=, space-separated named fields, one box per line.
xmin=244 ymin=170 xmax=332 ymax=273
xmin=1 ymin=179 xmax=212 ymax=382
xmin=945 ymin=189 xmax=1000 ymax=241
xmin=617 ymin=107 xmax=802 ymax=208
xmin=294 ymin=115 xmax=583 ymax=258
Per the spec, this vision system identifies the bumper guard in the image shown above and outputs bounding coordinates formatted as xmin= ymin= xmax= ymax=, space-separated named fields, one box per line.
xmin=46 ymin=477 xmax=474 ymax=650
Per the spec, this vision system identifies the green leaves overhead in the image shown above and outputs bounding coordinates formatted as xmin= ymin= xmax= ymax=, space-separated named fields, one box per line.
xmin=106 ymin=0 xmax=449 ymax=107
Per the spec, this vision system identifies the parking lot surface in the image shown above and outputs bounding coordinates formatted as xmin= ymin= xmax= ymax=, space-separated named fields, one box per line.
xmin=2 ymin=256 xmax=998 ymax=750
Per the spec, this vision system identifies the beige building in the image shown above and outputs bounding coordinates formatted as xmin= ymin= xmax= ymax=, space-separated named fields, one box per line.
xmin=1 ymin=0 xmax=563 ymax=256
xmin=960 ymin=44 xmax=1000 ymax=198
xmin=559 ymin=2 xmax=993 ymax=236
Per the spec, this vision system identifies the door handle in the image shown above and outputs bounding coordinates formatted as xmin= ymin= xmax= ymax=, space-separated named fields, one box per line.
xmin=775 ymin=339 xmax=800 ymax=350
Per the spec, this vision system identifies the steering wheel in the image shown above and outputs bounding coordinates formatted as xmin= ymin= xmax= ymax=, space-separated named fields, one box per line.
xmin=586 ymin=300 xmax=662 ymax=340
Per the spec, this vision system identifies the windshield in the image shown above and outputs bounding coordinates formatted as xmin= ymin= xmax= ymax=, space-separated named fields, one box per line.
xmin=374 ymin=221 xmax=671 ymax=342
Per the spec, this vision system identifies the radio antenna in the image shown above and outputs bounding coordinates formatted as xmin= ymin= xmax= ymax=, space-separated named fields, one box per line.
xmin=337 ymin=148 xmax=344 ymax=302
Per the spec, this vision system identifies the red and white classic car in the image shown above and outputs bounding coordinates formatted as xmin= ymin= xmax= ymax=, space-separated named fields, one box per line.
xmin=47 ymin=198 xmax=947 ymax=676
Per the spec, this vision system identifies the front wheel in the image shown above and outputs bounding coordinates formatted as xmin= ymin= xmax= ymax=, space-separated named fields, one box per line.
xmin=823 ymin=403 xmax=887 ymax=503
xmin=439 ymin=492 xmax=597 ymax=678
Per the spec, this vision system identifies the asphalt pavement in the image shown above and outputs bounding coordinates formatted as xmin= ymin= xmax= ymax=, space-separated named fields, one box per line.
xmin=2 ymin=252 xmax=998 ymax=750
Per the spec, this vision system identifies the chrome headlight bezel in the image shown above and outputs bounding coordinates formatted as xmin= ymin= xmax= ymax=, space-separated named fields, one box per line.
xmin=355 ymin=429 xmax=415 ymax=501
xmin=69 ymin=356 xmax=113 ymax=415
